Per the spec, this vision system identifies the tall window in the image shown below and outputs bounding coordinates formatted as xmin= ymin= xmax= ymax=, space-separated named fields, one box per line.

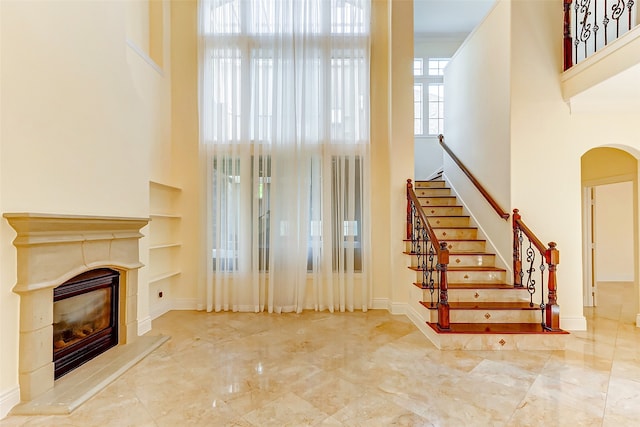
xmin=199 ymin=0 xmax=371 ymax=313
xmin=414 ymin=57 xmax=449 ymax=136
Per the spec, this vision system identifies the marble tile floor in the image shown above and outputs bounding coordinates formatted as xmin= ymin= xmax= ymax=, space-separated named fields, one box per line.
xmin=1 ymin=303 xmax=639 ymax=427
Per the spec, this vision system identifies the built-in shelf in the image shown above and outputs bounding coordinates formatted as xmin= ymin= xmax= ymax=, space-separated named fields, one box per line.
xmin=149 ymin=180 xmax=182 ymax=191
xmin=148 ymin=180 xmax=183 ymax=315
xmin=149 ymin=271 xmax=181 ymax=284
xmin=149 ymin=243 xmax=182 ymax=250
xmin=149 ymin=213 xmax=182 ymax=219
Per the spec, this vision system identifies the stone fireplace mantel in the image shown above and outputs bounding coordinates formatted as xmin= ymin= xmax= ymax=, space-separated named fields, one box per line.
xmin=3 ymin=212 xmax=157 ymax=409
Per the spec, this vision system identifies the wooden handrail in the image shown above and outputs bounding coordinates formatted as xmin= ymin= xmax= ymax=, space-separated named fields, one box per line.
xmin=512 ymin=209 xmax=546 ymax=253
xmin=438 ymin=135 xmax=510 ymax=220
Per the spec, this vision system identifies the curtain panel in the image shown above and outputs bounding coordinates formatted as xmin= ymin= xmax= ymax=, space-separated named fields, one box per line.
xmin=198 ymin=0 xmax=371 ymax=313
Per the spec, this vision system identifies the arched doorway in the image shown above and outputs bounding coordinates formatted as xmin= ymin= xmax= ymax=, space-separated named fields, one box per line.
xmin=581 ymin=147 xmax=639 ymax=325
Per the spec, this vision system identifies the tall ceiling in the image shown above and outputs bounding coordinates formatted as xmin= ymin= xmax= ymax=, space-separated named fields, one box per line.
xmin=414 ymin=0 xmax=495 ymax=37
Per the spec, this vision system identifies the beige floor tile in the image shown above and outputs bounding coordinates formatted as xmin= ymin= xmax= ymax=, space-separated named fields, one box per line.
xmin=2 ymin=306 xmax=640 ymax=426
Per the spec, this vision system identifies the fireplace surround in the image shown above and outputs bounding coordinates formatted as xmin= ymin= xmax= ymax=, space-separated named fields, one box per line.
xmin=4 ymin=213 xmax=151 ymax=407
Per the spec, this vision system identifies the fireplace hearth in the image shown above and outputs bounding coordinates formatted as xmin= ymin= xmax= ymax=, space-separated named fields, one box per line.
xmin=53 ymin=268 xmax=120 ymax=379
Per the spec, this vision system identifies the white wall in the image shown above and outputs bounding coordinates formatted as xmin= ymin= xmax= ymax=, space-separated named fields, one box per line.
xmin=595 ymin=182 xmax=634 ymax=282
xmin=509 ymin=0 xmax=581 ymax=328
xmin=0 ymin=0 xmax=172 ymax=416
xmin=442 ymin=0 xmax=512 ymax=268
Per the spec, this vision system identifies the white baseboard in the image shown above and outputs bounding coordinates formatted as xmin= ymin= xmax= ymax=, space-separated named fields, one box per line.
xmin=0 ymin=385 xmax=20 ymax=420
xmin=561 ymin=315 xmax=587 ymax=331
xmin=138 ymin=316 xmax=152 ymax=336
xmin=389 ymin=302 xmax=407 ymax=315
xmin=406 ymin=304 xmax=431 ymax=336
xmin=371 ymin=298 xmax=389 ymax=310
xmin=149 ymin=303 xmax=171 ymax=321
xmin=172 ymin=298 xmax=198 ymax=311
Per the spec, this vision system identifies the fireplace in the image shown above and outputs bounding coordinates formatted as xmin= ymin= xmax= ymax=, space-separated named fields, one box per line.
xmin=3 ymin=213 xmax=150 ymax=404
xmin=53 ymin=268 xmax=120 ymax=379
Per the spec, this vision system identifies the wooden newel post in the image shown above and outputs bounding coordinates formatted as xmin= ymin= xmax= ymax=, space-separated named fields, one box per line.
xmin=407 ymin=179 xmax=413 ymax=240
xmin=437 ymin=241 xmax=450 ymax=330
xmin=545 ymin=241 xmax=560 ymax=329
xmin=512 ymin=209 xmax=523 ymax=287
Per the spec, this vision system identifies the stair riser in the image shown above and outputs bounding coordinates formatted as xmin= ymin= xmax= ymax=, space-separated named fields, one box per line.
xmin=423 ymin=206 xmax=464 ymax=216
xmin=424 ymin=329 xmax=568 ymax=351
xmin=420 ymin=197 xmax=459 ymax=206
xmin=410 ymin=254 xmax=495 ymax=268
xmin=444 ymin=270 xmax=506 ymax=283
xmin=445 ymin=289 xmax=537 ymax=303
xmin=433 ymin=228 xmax=477 ymax=240
xmin=449 ymin=254 xmax=495 ymax=267
xmin=404 ymin=240 xmax=486 ymax=253
xmin=415 ymin=188 xmax=451 ymax=197
xmin=426 ymin=309 xmax=542 ymax=324
xmin=445 ymin=241 xmax=486 ymax=252
xmin=414 ymin=181 xmax=446 ymax=189
xmin=414 ymin=270 xmax=506 ymax=284
xmin=428 ymin=217 xmax=470 ymax=227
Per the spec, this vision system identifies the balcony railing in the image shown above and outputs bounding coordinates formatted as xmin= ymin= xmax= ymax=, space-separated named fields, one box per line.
xmin=564 ymin=0 xmax=638 ymax=70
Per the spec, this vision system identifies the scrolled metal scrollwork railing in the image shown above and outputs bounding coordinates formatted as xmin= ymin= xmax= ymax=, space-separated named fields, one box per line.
xmin=512 ymin=209 xmax=561 ymax=331
xmin=407 ymin=179 xmax=450 ymax=330
xmin=564 ymin=0 xmax=638 ymax=70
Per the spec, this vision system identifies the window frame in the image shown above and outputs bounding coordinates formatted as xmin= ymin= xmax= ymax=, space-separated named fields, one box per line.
xmin=414 ymin=56 xmax=449 ymax=137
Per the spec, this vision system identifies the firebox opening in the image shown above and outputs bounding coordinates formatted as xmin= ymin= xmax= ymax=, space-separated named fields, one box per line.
xmin=53 ymin=268 xmax=120 ymax=379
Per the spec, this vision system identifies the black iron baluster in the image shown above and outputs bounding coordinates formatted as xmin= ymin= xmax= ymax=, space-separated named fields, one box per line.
xmin=612 ymin=0 xmax=625 ymax=38
xmin=525 ymin=241 xmax=536 ymax=308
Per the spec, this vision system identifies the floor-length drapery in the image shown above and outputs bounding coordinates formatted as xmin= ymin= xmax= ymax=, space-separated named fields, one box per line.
xmin=198 ymin=0 xmax=371 ymax=313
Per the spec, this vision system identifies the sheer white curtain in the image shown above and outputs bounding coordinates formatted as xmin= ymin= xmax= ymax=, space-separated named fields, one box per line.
xmin=198 ymin=0 xmax=371 ymax=314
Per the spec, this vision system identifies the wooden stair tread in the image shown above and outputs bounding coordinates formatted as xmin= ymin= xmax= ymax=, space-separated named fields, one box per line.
xmin=420 ymin=301 xmax=537 ymax=310
xmin=427 ymin=322 xmax=568 ymax=334
xmin=413 ymin=282 xmax=518 ymax=290
xmin=447 ymin=266 xmax=506 ymax=272
xmin=449 ymin=252 xmax=495 ymax=256
xmin=409 ymin=265 xmax=505 ymax=272
xmin=403 ymin=239 xmax=486 ymax=243
xmin=431 ymin=226 xmax=476 ymax=230
xmin=405 ymin=251 xmax=493 ymax=256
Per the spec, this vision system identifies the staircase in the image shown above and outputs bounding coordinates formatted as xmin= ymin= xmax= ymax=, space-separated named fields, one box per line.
xmin=405 ymin=178 xmax=568 ymax=350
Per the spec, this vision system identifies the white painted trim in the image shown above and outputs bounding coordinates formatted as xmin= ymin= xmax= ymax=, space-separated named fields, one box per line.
xmin=172 ymin=298 xmax=198 ymax=311
xmin=138 ymin=316 xmax=152 ymax=336
xmin=371 ymin=298 xmax=390 ymax=310
xmin=405 ymin=304 xmax=440 ymax=348
xmin=582 ymin=186 xmax=595 ymax=307
xmin=149 ymin=302 xmax=171 ymax=321
xmin=125 ymin=38 xmax=164 ymax=76
xmin=560 ymin=316 xmax=588 ymax=331
xmin=389 ymin=302 xmax=407 ymax=315
xmin=443 ymin=172 xmax=513 ymax=278
xmin=0 ymin=386 xmax=20 ymax=420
